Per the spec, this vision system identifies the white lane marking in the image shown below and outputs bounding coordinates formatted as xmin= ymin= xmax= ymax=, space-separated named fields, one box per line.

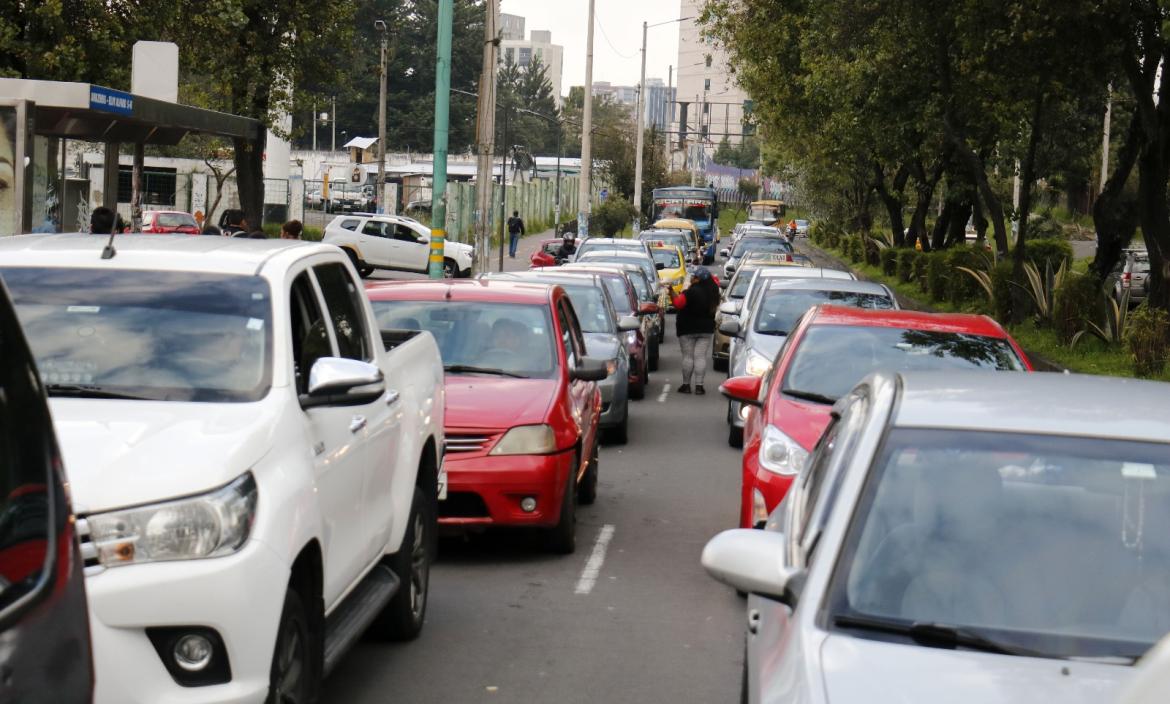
xmin=574 ymin=524 xmax=616 ymax=595
xmin=657 ymin=382 xmax=671 ymax=403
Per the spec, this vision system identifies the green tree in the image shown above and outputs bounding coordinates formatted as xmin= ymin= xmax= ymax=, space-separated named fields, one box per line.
xmin=498 ymin=54 xmax=560 ymax=155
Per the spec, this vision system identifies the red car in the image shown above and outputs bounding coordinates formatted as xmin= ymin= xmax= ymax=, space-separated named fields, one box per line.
xmin=721 ymin=305 xmax=1033 ymax=529
xmin=530 ymin=238 xmax=580 ymax=268
xmin=365 ymin=279 xmax=608 ymax=553
xmin=141 ymin=210 xmax=200 ymax=234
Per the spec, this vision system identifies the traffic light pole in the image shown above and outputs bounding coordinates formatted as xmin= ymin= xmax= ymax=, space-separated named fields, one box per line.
xmin=428 ymin=0 xmax=454 ymax=278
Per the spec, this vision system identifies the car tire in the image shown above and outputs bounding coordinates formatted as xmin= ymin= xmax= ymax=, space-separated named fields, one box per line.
xmin=266 ymin=588 xmax=319 ymax=704
xmin=629 ymin=366 xmax=646 ymax=400
xmin=546 ymin=460 xmax=577 ymax=554
xmin=578 ymin=442 xmax=599 ymax=505
xmin=728 ymin=424 xmax=743 ymax=448
xmin=359 ymin=265 xmax=375 ymax=278
xmin=606 ymin=408 xmax=629 ymax=445
xmin=345 ymin=249 xmax=370 ymax=279
xmin=713 ymin=356 xmax=728 ymax=373
xmin=649 ymin=337 xmax=660 ymax=371
xmin=371 ymin=486 xmax=434 ymax=641
xmin=443 ymin=258 xmax=458 ymax=279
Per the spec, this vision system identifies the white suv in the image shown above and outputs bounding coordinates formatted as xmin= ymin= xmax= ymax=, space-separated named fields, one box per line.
xmin=0 ymin=234 xmax=446 ymax=703
xmin=324 ymin=213 xmax=475 ymax=278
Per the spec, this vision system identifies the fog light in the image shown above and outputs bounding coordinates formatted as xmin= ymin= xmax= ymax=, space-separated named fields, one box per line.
xmin=174 ymin=634 xmax=213 ymax=672
xmin=752 ymin=489 xmax=769 ymax=529
xmin=740 ymin=405 xmax=752 ymax=421
xmin=520 ymin=497 xmax=537 ymax=513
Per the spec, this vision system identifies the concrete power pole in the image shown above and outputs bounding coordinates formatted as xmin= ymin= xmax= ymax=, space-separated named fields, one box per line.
xmin=578 ymin=0 xmax=596 ymax=238
xmin=474 ymin=0 xmax=499 ymax=272
xmin=429 ymin=0 xmax=454 ymax=279
xmin=376 ymin=20 xmax=388 ymax=213
xmin=1100 ymin=84 xmax=1112 ymax=194
xmin=632 ymin=20 xmax=648 ymax=234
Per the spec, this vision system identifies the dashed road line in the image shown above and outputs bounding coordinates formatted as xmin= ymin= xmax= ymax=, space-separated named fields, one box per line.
xmin=574 ymin=524 xmax=616 ymax=595
xmin=657 ymin=382 xmax=671 ymax=403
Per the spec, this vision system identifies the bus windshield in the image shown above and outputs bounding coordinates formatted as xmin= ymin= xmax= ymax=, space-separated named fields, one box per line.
xmin=653 ymin=196 xmax=713 ymax=223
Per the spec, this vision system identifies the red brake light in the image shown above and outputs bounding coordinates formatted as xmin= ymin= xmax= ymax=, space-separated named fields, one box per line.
xmin=1122 ymin=272 xmax=1132 ymax=288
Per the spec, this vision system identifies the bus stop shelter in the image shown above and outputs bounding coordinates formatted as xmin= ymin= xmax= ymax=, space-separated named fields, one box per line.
xmin=0 ymin=78 xmax=263 ymax=235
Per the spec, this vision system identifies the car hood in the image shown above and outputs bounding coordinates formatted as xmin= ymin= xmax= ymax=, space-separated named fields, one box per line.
xmin=768 ymin=395 xmax=833 ymax=450
xmin=583 ymin=332 xmax=622 ymax=361
xmin=444 ymin=241 xmax=473 ymax=255
xmin=820 ymin=635 xmax=1129 ymax=704
xmin=49 ymin=399 xmax=277 ymax=514
xmin=444 ymin=376 xmax=557 ymax=430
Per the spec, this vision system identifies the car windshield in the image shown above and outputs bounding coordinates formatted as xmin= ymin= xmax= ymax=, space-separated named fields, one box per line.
xmin=652 ymin=249 xmax=681 ymax=269
xmin=598 ymin=277 xmax=635 ymax=314
xmin=730 ymin=269 xmax=759 ymax=299
xmin=748 ymin=205 xmax=780 ymax=221
xmin=784 ymin=325 xmax=1024 ymax=401
xmin=754 ymin=290 xmax=894 ymax=335
xmin=654 ymin=202 xmax=711 ymax=221
xmin=1 ymin=267 xmax=272 ymax=402
xmin=559 ymin=284 xmax=615 ymax=334
xmin=829 ymin=428 xmax=1170 ymax=662
xmin=579 ymin=254 xmax=655 ymax=282
xmin=578 ymin=241 xmax=640 ymax=258
xmin=155 ymin=212 xmax=196 ymax=227
xmin=733 ymin=237 xmax=792 ymax=258
xmin=370 ymin=300 xmax=556 ymax=378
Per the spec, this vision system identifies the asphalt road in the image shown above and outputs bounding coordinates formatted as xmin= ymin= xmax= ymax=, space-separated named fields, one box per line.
xmin=323 ymin=247 xmax=745 ymax=703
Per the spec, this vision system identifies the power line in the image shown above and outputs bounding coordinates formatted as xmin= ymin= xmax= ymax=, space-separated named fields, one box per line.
xmin=594 ymin=13 xmax=639 ymax=60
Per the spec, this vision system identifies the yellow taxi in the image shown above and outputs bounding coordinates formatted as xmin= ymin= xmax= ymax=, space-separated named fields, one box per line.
xmin=650 ymin=244 xmax=690 ymax=299
xmin=653 ymin=218 xmax=707 ymax=254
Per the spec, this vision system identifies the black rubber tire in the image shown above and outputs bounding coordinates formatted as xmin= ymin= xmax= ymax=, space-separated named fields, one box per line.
xmin=359 ymin=265 xmax=375 ymax=278
xmin=345 ymin=249 xmax=370 ymax=279
xmin=546 ymin=461 xmax=578 ymax=554
xmin=713 ymin=356 xmax=729 ymax=373
xmin=649 ymin=337 xmax=660 ymax=372
xmin=443 ymin=258 xmax=458 ymax=278
xmin=629 ymin=365 xmax=646 ymax=400
xmin=606 ymin=408 xmax=629 ymax=445
xmin=266 ymin=588 xmax=319 ymax=704
xmin=578 ymin=442 xmax=599 ymax=505
xmin=371 ymin=486 xmax=434 ymax=641
xmin=728 ymin=424 xmax=744 ymax=448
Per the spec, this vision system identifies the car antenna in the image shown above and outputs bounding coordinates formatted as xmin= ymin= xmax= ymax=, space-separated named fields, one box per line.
xmin=100 ymin=230 xmax=117 ymax=260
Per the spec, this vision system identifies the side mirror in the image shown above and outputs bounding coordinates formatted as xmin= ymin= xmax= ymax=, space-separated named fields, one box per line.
xmin=720 ymin=374 xmax=762 ymax=406
xmin=720 ymin=248 xmax=730 ymax=258
xmin=719 ymin=279 xmax=730 ymax=290
xmin=638 ymin=301 xmax=660 ymax=316
xmin=719 ymin=318 xmax=742 ymax=337
xmin=702 ymin=529 xmax=806 ymax=606
xmin=617 ymin=315 xmax=641 ymax=332
xmin=301 ymin=357 xmax=385 ymax=408
xmin=655 ymin=262 xmax=666 ymax=270
xmin=718 ymin=300 xmax=740 ymax=315
xmin=571 ymin=357 xmax=612 ymax=382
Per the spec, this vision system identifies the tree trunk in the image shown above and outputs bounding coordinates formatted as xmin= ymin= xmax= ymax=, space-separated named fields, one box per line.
xmin=233 ymin=133 xmax=266 ymax=231
xmin=1136 ymin=135 xmax=1170 ymax=309
xmin=908 ymin=157 xmax=945 ymax=252
xmin=873 ymin=161 xmax=909 ymax=246
xmin=945 ymin=199 xmax=972 ymax=248
xmin=1091 ymin=108 xmax=1142 ymax=280
xmin=1013 ymin=91 xmax=1047 ymax=271
xmin=930 ymin=197 xmax=953 ymax=250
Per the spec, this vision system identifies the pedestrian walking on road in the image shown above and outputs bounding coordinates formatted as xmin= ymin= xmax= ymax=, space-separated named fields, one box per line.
xmin=672 ymin=267 xmax=719 ymax=395
xmin=507 ymin=210 xmax=525 ymax=258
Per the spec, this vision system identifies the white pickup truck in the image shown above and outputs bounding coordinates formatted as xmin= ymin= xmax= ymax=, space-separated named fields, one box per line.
xmin=323 ymin=213 xmax=476 ymax=278
xmin=0 ymin=234 xmax=446 ymax=703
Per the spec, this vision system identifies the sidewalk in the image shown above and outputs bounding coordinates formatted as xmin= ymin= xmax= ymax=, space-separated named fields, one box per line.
xmin=489 ymin=228 xmax=556 ymax=273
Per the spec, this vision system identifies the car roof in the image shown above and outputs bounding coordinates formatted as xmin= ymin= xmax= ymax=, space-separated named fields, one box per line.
xmin=809 ymin=304 xmax=1008 ymax=337
xmin=364 ymin=278 xmax=555 ymax=305
xmin=581 ymin=238 xmax=643 ymax=246
xmin=757 ymin=267 xmax=854 ymax=280
xmin=889 ymin=370 xmax=1170 ymax=441
xmin=0 ymin=233 xmax=329 ymax=276
xmin=639 ymin=229 xmax=689 ymax=236
xmin=578 ymin=249 xmax=652 ymax=260
xmin=761 ymin=278 xmax=892 ymax=296
xmin=488 ymin=271 xmax=605 ymax=288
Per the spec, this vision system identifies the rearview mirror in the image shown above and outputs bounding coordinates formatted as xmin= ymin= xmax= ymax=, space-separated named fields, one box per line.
xmin=301 ymin=357 xmax=385 ymax=408
xmin=617 ymin=315 xmax=641 ymax=332
xmin=720 ymin=248 xmax=730 ymax=258
xmin=720 ymin=374 xmax=762 ymax=406
xmin=638 ymin=302 xmax=659 ymax=316
xmin=571 ymin=357 xmax=611 ymax=382
xmin=702 ymin=529 xmax=806 ymax=606
xmin=719 ymin=319 xmax=742 ymax=337
xmin=719 ymin=279 xmax=729 ymax=289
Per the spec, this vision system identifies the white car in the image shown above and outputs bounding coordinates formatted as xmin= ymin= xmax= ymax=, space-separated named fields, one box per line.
xmin=0 ymin=234 xmax=446 ymax=703
xmin=706 ymin=371 xmax=1168 ymax=704
xmin=324 ymin=213 xmax=475 ymax=278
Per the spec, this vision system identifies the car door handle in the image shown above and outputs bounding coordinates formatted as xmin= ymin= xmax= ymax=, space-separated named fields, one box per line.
xmin=747 ymin=609 xmax=761 ymax=635
xmin=349 ymin=415 xmax=368 ymax=433
xmin=385 ymin=389 xmax=400 ymax=406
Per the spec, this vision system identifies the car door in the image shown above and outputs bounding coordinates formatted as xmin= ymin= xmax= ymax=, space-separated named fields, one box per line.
xmin=312 ymin=261 xmax=403 ymax=566
xmin=556 ymin=297 xmax=598 ymax=475
xmin=392 ymin=221 xmax=431 ymax=272
xmin=358 ymin=219 xmax=394 ymax=267
xmin=289 ymin=266 xmax=369 ymax=607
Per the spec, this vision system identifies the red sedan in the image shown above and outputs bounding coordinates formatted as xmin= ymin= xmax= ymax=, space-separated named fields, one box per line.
xmin=721 ymin=305 xmax=1032 ymax=529
xmin=366 ymin=279 xmax=607 ymax=553
xmin=141 ymin=210 xmax=200 ymax=234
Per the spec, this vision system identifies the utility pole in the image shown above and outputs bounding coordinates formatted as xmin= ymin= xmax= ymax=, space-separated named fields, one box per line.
xmin=331 ymin=95 xmax=337 ymax=152
xmin=429 ymin=0 xmax=454 ymax=278
xmin=312 ymin=102 xmax=317 ymax=152
xmin=633 ymin=20 xmax=648 ymax=234
xmin=578 ymin=0 xmax=596 ymax=238
xmin=475 ymin=0 xmax=499 ymax=272
xmin=1101 ymin=84 xmax=1112 ymax=194
xmin=376 ymin=20 xmax=388 ymax=214
xmin=498 ymin=108 xmax=510 ymax=271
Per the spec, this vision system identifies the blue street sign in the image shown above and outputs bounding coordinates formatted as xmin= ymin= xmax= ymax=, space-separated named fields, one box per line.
xmin=89 ymin=86 xmax=134 ymax=116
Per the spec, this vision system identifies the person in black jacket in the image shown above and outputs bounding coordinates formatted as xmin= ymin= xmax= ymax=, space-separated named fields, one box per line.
xmin=672 ymin=267 xmax=720 ymax=394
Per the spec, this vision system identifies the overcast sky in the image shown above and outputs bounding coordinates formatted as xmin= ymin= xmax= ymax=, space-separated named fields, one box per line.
xmin=500 ymin=0 xmax=685 ymax=93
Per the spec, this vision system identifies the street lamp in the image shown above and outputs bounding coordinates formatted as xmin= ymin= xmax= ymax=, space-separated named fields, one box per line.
xmin=375 ymin=19 xmax=388 ymax=213
xmin=633 ymin=16 xmax=692 ymax=232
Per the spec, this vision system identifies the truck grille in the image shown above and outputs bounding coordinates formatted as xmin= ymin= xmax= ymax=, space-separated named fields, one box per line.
xmin=445 ymin=433 xmax=496 ymax=454
xmin=75 ymin=517 xmax=104 ymax=575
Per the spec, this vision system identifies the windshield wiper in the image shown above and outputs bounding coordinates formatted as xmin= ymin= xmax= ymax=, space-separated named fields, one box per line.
xmin=45 ymin=384 xmax=151 ymax=401
xmin=443 ymin=364 xmax=529 ymax=379
xmin=755 ymin=329 xmax=789 ymax=337
xmin=833 ymin=614 xmax=1041 ymax=657
xmin=782 ymin=388 xmax=837 ymax=405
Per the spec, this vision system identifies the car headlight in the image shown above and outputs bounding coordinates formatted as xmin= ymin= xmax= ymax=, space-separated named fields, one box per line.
xmin=625 ymin=330 xmax=638 ymax=345
xmin=745 ymin=349 xmax=772 ymax=377
xmin=87 ymin=472 xmax=258 ymax=567
xmin=758 ymin=425 xmax=809 ymax=476
xmin=490 ymin=424 xmax=558 ymax=455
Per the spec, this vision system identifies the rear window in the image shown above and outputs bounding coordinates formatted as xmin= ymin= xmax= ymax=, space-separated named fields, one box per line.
xmin=754 ymin=289 xmax=895 ymax=335
xmin=340 ymin=219 xmax=360 ymax=231
xmin=733 ymin=237 xmax=793 ymax=258
xmin=652 ymin=249 xmax=681 ymax=269
xmin=600 ymin=277 xmax=634 ymax=314
xmin=155 ymin=212 xmax=196 ymax=228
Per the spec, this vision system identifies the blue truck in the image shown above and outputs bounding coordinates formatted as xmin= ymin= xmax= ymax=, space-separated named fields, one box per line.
xmin=650 ymin=186 xmax=720 ymax=264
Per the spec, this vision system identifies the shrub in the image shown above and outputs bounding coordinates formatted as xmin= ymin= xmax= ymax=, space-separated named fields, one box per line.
xmin=863 ymin=236 xmax=882 ymax=266
xmin=944 ymin=246 xmax=987 ymax=306
xmin=1024 ymin=238 xmax=1073 ymax=274
xmin=989 ymin=260 xmax=1015 ymax=322
xmin=925 ymin=252 xmax=950 ymax=302
xmin=880 ymin=248 xmax=898 ymax=277
xmin=1029 ymin=213 xmax=1065 ymax=240
xmin=850 ymin=236 xmax=865 ymax=263
xmin=592 ymin=195 xmax=637 ymax=236
xmin=896 ymin=249 xmax=916 ymax=283
xmin=1124 ymin=304 xmax=1170 ymax=377
xmin=1052 ymin=273 xmax=1102 ymax=345
xmin=913 ymin=252 xmax=929 ymax=291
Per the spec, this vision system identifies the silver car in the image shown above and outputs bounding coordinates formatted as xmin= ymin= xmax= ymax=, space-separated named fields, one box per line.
xmin=705 ymin=371 xmax=1169 ymax=704
xmin=720 ymin=278 xmax=897 ymax=446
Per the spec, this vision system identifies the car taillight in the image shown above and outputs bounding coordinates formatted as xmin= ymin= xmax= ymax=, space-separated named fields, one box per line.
xmin=785 ymin=253 xmax=793 ymax=262
xmin=1122 ymin=272 xmax=1132 ymax=288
